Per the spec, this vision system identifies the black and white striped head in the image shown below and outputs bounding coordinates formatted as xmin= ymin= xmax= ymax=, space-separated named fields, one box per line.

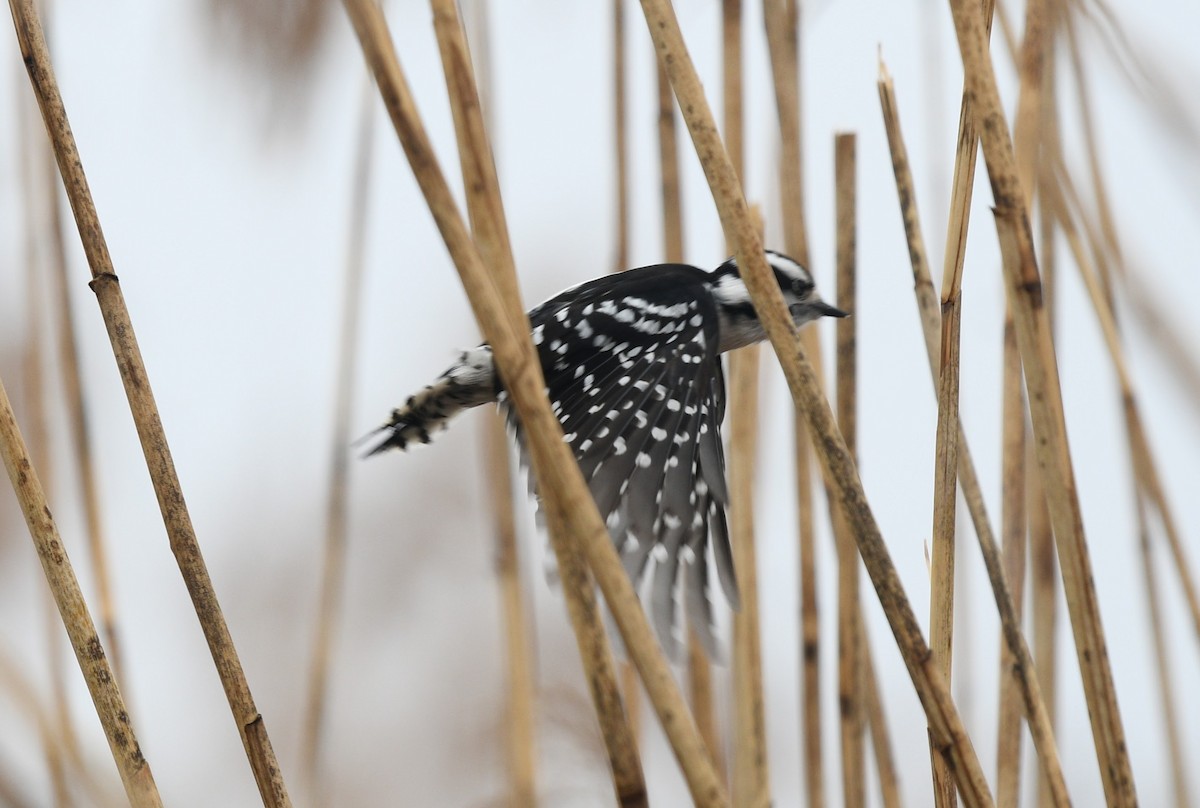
xmin=708 ymin=250 xmax=847 ymax=352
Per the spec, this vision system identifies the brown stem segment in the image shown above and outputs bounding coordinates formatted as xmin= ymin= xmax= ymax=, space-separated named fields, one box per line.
xmin=833 ymin=132 xmax=865 ymax=808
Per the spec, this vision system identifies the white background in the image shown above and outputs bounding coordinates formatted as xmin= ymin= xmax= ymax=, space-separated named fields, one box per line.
xmin=1 ymin=1 xmax=1199 ymax=805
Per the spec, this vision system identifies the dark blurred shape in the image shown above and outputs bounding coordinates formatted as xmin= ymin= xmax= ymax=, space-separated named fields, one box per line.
xmin=201 ymin=0 xmax=336 ymax=131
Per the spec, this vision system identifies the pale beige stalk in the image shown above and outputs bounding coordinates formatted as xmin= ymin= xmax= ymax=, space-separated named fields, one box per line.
xmin=760 ymin=4 xmax=825 ymax=803
xmin=432 ymin=3 xmax=644 ymax=804
xmin=301 ymin=78 xmax=374 ymax=808
xmin=832 ymin=132 xmax=866 ymax=808
xmin=655 ymin=45 xmax=722 ymax=776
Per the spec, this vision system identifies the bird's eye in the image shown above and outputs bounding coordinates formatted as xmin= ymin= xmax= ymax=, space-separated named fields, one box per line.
xmin=791 ymin=278 xmax=812 ymax=297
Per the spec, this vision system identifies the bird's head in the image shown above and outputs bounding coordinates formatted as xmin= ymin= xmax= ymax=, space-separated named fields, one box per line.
xmin=709 ymin=250 xmax=848 ymax=352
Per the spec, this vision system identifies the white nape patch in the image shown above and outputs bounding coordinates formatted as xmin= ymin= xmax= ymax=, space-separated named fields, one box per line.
xmin=448 ymin=347 xmax=494 ymax=386
xmin=766 ymin=250 xmax=814 ymax=287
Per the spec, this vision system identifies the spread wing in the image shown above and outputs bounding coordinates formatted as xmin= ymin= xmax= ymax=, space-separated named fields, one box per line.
xmin=502 ymin=265 xmax=739 ymax=658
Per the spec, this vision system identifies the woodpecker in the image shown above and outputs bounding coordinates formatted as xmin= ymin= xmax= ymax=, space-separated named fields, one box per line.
xmin=366 ymin=251 xmax=846 ymax=657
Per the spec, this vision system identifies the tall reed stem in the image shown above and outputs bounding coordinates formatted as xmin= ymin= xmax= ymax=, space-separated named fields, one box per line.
xmin=8 ymin=2 xmax=292 ymax=804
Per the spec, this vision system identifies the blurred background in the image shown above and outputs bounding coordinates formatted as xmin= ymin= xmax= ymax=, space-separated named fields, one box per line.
xmin=1 ymin=0 xmax=1198 ymax=805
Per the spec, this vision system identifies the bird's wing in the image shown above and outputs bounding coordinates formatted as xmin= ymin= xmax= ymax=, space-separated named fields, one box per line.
xmin=501 ymin=266 xmax=737 ymax=658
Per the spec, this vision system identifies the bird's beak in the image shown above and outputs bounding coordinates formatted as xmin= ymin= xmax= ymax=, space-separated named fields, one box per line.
xmin=813 ymin=299 xmax=850 ymax=319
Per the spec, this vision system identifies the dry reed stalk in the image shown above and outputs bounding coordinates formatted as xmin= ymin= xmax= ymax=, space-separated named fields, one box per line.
xmin=759 ymin=5 xmax=825 ymax=802
xmin=462 ymin=3 xmax=541 ymax=801
xmin=948 ymin=0 xmax=1141 ymax=802
xmin=928 ymin=194 xmax=963 ymax=808
xmin=300 ymin=77 xmax=374 ymax=808
xmin=8 ymin=3 xmax=293 ymax=804
xmin=995 ymin=312 xmax=1026 ymax=808
xmin=1049 ymin=162 xmax=1200 ymax=650
xmin=1134 ymin=497 xmax=1192 ymax=808
xmin=1042 ymin=115 xmax=1193 ymax=800
xmin=0 ymin=762 xmax=35 ymax=808
xmin=1032 ymin=31 xmax=1062 ymax=808
xmin=995 ymin=2 xmax=1051 ymax=801
xmin=39 ymin=88 xmax=125 ymax=695
xmin=931 ymin=6 xmax=993 ymax=793
xmin=639 ymin=2 xmax=993 ymax=803
xmin=832 ymin=132 xmax=866 ymax=808
xmin=1122 ymin=274 xmax=1200 ymax=414
xmin=342 ymin=2 xmax=722 ymax=802
xmin=611 ymin=0 xmax=643 ymax=748
xmin=655 ymin=44 xmax=722 ymax=776
xmin=722 ymin=5 xmax=769 ymax=806
xmin=1062 ymin=13 xmax=1123 ymax=273
xmin=0 ymin=379 xmax=160 ymax=808
xmin=0 ymin=643 xmax=124 ymax=808
xmin=613 ymin=0 xmax=630 ymax=277
xmin=729 ymin=343 xmax=767 ymax=808
xmin=26 ymin=292 xmax=72 ymax=808
xmin=860 ymin=642 xmax=903 ymax=808
xmin=657 ymin=59 xmax=684 ymax=266
xmin=1050 ymin=175 xmax=1198 ymax=803
xmin=18 ymin=86 xmax=74 ymax=808
xmin=430 ymin=4 xmax=642 ymax=804
xmin=876 ymin=60 xmax=1071 ymax=807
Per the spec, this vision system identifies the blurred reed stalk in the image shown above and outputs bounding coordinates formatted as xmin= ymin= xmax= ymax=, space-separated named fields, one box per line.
xmin=430 ymin=2 xmax=646 ymax=805
xmin=0 ymin=645 xmax=121 ymax=808
xmin=0 ymin=377 xmax=160 ymax=807
xmin=459 ymin=2 xmax=541 ymax=802
xmin=759 ymin=5 xmax=826 ymax=804
xmin=998 ymin=3 xmax=1052 ymax=803
xmin=948 ymin=0 xmax=1140 ymax=802
xmin=876 ymin=56 xmax=1070 ymax=807
xmin=928 ymin=0 xmax=994 ymax=782
xmin=721 ymin=3 xmax=770 ymax=806
xmin=342 ymin=3 xmax=727 ymax=802
xmin=7 ymin=2 xmax=293 ymax=804
xmin=17 ymin=75 xmax=74 ymax=807
xmin=612 ymin=0 xmax=645 ymax=747
xmin=1030 ymin=18 xmax=1061 ymax=805
xmin=1041 ymin=154 xmax=1195 ymax=806
xmin=654 ymin=42 xmax=723 ymax=777
xmin=1060 ymin=14 xmax=1200 ymax=651
xmin=832 ymin=132 xmax=866 ymax=808
xmin=299 ymin=75 xmax=374 ymax=807
xmin=638 ymin=0 xmax=993 ymax=803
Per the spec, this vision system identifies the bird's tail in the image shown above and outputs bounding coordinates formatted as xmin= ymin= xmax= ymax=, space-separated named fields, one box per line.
xmin=361 ymin=347 xmax=497 ymax=456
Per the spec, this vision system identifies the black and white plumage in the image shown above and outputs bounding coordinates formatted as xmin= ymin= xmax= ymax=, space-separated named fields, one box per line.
xmin=366 ymin=251 xmax=846 ymax=657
